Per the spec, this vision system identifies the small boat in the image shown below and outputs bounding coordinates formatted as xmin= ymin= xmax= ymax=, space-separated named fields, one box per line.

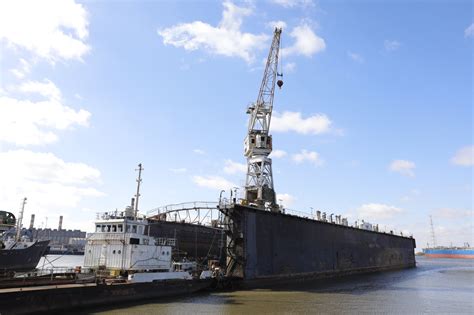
xmin=0 ymin=200 xmax=49 ymax=277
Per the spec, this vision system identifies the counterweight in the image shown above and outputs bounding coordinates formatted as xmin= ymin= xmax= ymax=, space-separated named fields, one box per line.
xmin=244 ymin=28 xmax=282 ymax=211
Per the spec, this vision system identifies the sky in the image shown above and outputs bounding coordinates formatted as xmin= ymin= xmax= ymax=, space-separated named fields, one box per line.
xmin=0 ymin=0 xmax=472 ymax=249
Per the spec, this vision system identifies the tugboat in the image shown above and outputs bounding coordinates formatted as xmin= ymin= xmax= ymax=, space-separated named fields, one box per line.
xmin=83 ymin=164 xmax=214 ymax=282
xmin=0 ymin=198 xmax=49 ymax=277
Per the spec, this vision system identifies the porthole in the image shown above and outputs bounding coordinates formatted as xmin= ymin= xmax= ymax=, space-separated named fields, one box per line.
xmin=113 ymin=250 xmax=116 ymax=254
xmin=118 ymin=250 xmax=121 ymax=254
xmin=162 ymin=251 xmax=165 ymax=255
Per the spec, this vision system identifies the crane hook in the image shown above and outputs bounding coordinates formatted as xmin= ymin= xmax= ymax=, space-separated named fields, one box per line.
xmin=277 ymin=79 xmax=283 ymax=89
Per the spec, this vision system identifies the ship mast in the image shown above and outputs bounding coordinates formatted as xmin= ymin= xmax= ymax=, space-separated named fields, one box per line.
xmin=429 ymin=215 xmax=437 ymax=248
xmin=244 ymin=28 xmax=283 ymax=211
xmin=15 ymin=197 xmax=27 ymax=241
xmin=134 ymin=163 xmax=143 ymax=219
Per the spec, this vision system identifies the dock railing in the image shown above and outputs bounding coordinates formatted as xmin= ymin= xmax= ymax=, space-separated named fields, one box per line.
xmin=147 ymin=201 xmax=223 ymax=228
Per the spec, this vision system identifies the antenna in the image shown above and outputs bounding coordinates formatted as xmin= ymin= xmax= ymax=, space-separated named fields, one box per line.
xmin=134 ymin=163 xmax=144 ymax=219
xmin=15 ymin=197 xmax=27 ymax=241
xmin=429 ymin=215 xmax=437 ymax=248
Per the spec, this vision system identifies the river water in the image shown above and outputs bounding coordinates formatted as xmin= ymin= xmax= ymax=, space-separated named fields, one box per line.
xmin=42 ymin=256 xmax=473 ymax=314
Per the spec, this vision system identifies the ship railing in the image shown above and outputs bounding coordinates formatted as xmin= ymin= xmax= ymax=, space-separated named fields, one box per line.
xmin=147 ymin=201 xmax=224 ymax=228
xmin=96 ymin=210 xmax=147 ymax=221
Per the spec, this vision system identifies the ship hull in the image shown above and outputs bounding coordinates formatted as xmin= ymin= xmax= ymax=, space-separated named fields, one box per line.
xmin=223 ymin=205 xmax=416 ymax=285
xmin=0 ymin=278 xmax=212 ymax=315
xmin=148 ymin=221 xmax=225 ymax=264
xmin=0 ymin=240 xmax=49 ymax=274
xmin=423 ymin=249 xmax=474 ymax=259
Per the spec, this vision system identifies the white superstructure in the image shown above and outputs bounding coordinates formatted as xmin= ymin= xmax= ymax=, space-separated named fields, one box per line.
xmin=84 ymin=204 xmax=175 ymax=272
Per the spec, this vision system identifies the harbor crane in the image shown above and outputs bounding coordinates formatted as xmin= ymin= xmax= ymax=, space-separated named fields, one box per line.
xmin=243 ymin=28 xmax=283 ymax=212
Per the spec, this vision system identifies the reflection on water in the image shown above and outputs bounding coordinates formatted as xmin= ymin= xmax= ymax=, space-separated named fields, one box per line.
xmin=76 ymin=257 xmax=473 ymax=314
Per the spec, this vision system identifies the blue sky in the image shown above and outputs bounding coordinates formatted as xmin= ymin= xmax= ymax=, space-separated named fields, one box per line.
xmin=0 ymin=0 xmax=472 ymax=249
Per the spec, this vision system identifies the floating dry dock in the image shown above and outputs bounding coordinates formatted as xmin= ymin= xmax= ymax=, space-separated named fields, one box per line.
xmin=221 ymin=204 xmax=416 ymax=287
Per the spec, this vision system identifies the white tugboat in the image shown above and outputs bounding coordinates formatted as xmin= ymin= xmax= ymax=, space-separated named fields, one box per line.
xmin=83 ymin=164 xmax=209 ymax=282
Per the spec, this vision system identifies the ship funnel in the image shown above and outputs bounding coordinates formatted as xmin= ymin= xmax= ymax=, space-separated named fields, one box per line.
xmin=29 ymin=214 xmax=35 ymax=229
xmin=58 ymin=215 xmax=63 ymax=230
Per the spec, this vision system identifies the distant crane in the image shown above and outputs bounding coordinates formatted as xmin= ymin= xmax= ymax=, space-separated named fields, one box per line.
xmin=243 ymin=28 xmax=283 ymax=211
xmin=429 ymin=215 xmax=437 ymax=248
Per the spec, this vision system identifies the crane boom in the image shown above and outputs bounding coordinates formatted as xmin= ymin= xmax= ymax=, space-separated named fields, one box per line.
xmin=244 ymin=28 xmax=282 ymax=211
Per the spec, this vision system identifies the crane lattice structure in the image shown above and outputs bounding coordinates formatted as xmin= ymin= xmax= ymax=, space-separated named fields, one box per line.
xmin=244 ymin=28 xmax=283 ymax=211
xmin=429 ymin=215 xmax=437 ymax=248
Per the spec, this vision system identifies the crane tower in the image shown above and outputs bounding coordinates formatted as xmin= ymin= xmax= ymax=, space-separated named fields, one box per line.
xmin=244 ymin=28 xmax=283 ymax=211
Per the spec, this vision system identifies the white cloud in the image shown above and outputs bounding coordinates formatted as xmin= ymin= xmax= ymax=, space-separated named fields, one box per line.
xmin=292 ymin=149 xmax=323 ymax=166
xmin=267 ymin=20 xmax=287 ymax=30
xmin=270 ymin=149 xmax=287 ymax=158
xmin=192 ymin=175 xmax=236 ymax=190
xmin=272 ymin=111 xmax=332 ymax=135
xmin=9 ymin=58 xmax=31 ymax=79
xmin=347 ymin=51 xmax=364 ymax=63
xmin=389 ymin=159 xmax=416 ymax=177
xmin=465 ymin=23 xmax=474 ymax=38
xmin=0 ymin=150 xmax=103 ymax=226
xmin=283 ymin=62 xmax=296 ymax=73
xmin=223 ymin=159 xmax=247 ymax=174
xmin=169 ymin=168 xmax=187 ymax=174
xmin=384 ymin=40 xmax=401 ymax=51
xmin=356 ymin=203 xmax=403 ymax=220
xmin=451 ymin=145 xmax=473 ymax=166
xmin=276 ymin=193 xmax=295 ymax=207
xmin=0 ymin=79 xmax=91 ymax=146
xmin=17 ymin=79 xmax=61 ymax=100
xmin=193 ymin=149 xmax=206 ymax=155
xmin=435 ymin=208 xmax=473 ymax=219
xmin=0 ymin=0 xmax=90 ymax=61
xmin=158 ymin=1 xmax=268 ymax=63
xmin=401 ymin=189 xmax=420 ymax=202
xmin=270 ymin=0 xmax=314 ymax=8
xmin=281 ymin=24 xmax=326 ymax=57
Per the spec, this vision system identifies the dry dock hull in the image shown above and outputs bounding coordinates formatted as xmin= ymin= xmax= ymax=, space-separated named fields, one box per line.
xmin=148 ymin=220 xmax=225 ymax=264
xmin=223 ymin=205 xmax=416 ymax=285
xmin=0 ymin=279 xmax=212 ymax=315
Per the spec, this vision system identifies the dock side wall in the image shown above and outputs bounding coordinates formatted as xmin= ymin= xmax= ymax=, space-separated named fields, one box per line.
xmin=236 ymin=206 xmax=416 ymax=280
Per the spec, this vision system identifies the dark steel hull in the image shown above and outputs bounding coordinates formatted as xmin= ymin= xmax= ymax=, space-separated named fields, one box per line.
xmin=148 ymin=221 xmax=225 ymax=264
xmin=0 ymin=278 xmax=212 ymax=314
xmin=223 ymin=205 xmax=416 ymax=285
xmin=0 ymin=240 xmax=49 ymax=274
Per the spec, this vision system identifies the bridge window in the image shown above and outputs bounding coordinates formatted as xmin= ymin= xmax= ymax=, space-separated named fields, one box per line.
xmin=126 ymin=224 xmax=131 ymax=232
xmin=101 ymin=225 xmax=106 ymax=232
xmin=132 ymin=225 xmax=137 ymax=233
xmin=112 ymin=225 xmax=117 ymax=232
xmin=96 ymin=225 xmax=101 ymax=232
xmin=118 ymin=224 xmax=123 ymax=233
xmin=107 ymin=225 xmax=111 ymax=232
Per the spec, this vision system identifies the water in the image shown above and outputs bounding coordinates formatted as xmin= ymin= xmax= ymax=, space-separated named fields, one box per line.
xmin=60 ymin=256 xmax=472 ymax=314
